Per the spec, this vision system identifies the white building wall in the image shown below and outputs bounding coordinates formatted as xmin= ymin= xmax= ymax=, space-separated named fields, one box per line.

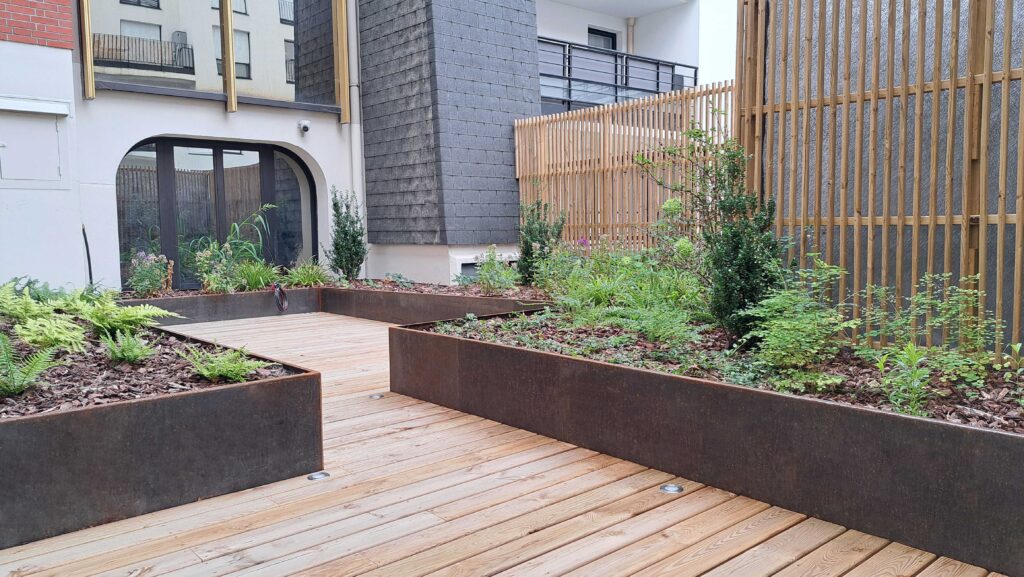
xmin=697 ymin=0 xmax=737 ymax=83
xmin=535 ymin=0 xmax=627 ymax=45
xmin=633 ymin=3 xmax=699 ymax=67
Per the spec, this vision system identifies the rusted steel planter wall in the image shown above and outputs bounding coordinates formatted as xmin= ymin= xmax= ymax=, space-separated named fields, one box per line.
xmin=320 ymin=288 xmax=547 ymax=325
xmin=120 ymin=288 xmax=321 ymax=326
xmin=390 ymin=326 xmax=1024 ymax=576
xmin=0 ymin=368 xmax=322 ymax=549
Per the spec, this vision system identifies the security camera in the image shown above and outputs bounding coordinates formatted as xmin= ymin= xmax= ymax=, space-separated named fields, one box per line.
xmin=298 ymin=120 xmax=311 ymax=134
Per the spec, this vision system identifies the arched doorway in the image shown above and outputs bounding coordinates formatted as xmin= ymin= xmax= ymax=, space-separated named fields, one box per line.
xmin=115 ymin=138 xmax=317 ymax=288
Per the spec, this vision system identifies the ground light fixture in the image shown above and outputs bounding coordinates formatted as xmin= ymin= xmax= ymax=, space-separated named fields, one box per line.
xmin=369 ymin=393 xmax=384 ymax=399
xmin=307 ymin=471 xmax=330 ymax=481
xmin=659 ymin=483 xmax=684 ymax=494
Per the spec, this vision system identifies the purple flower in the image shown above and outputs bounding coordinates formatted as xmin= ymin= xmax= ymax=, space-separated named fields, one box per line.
xmin=577 ymin=237 xmax=590 ymax=247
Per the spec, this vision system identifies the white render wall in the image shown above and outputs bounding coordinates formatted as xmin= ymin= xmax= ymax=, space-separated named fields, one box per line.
xmin=697 ymin=0 xmax=737 ymax=83
xmin=0 ymin=0 xmax=364 ymax=291
xmin=535 ymin=0 xmax=629 ymax=45
xmin=633 ymin=3 xmax=699 ymax=69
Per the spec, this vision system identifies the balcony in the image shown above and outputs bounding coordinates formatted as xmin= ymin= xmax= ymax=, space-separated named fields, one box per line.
xmin=279 ymin=0 xmax=294 ymax=24
xmin=92 ymin=33 xmax=195 ymax=75
xmin=538 ymin=37 xmax=697 ymax=113
xmin=286 ymin=58 xmax=296 ymax=84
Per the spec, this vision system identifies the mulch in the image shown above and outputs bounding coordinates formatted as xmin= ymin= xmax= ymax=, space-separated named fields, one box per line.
xmin=1 ymin=323 xmax=291 ymax=419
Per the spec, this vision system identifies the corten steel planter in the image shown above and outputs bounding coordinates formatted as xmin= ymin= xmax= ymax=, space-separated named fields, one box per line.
xmin=390 ymin=323 xmax=1024 ymax=576
xmin=319 ymin=288 xmax=548 ymax=325
xmin=120 ymin=287 xmax=321 ymax=326
xmin=0 ymin=336 xmax=323 ymax=550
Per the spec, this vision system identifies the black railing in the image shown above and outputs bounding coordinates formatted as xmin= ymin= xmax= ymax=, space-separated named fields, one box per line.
xmin=93 ymin=33 xmax=195 ymax=75
xmin=279 ymin=0 xmax=294 ymax=24
xmin=538 ymin=37 xmax=698 ymax=112
xmin=286 ymin=59 xmax=295 ymax=84
xmin=120 ymin=0 xmax=159 ymax=8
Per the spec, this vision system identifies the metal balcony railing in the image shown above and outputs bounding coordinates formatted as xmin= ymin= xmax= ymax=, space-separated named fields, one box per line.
xmin=286 ymin=59 xmax=295 ymax=84
xmin=120 ymin=0 xmax=160 ymax=8
xmin=279 ymin=0 xmax=295 ymax=24
xmin=538 ymin=37 xmax=698 ymax=112
xmin=93 ymin=33 xmax=195 ymax=75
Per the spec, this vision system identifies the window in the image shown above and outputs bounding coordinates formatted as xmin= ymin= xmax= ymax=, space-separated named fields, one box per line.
xmin=284 ymin=40 xmax=295 ymax=84
xmin=120 ymin=20 xmax=160 ymax=41
xmin=116 ymin=140 xmax=316 ymax=289
xmin=214 ymin=27 xmax=252 ymax=79
xmin=120 ymin=0 xmax=159 ymax=8
xmin=211 ymin=0 xmax=247 ymax=15
xmin=279 ymin=0 xmax=294 ymax=24
xmin=587 ymin=28 xmax=617 ymax=51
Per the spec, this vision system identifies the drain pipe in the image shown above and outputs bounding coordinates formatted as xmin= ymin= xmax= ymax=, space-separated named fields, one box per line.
xmin=626 ymin=17 xmax=636 ymax=54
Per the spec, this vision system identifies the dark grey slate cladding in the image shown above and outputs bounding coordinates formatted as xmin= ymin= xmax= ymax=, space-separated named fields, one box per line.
xmin=295 ymin=0 xmax=336 ymax=105
xmin=359 ymin=0 xmax=541 ymax=245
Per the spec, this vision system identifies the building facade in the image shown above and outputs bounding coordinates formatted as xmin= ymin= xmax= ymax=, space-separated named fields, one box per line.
xmin=0 ymin=0 xmax=728 ymax=289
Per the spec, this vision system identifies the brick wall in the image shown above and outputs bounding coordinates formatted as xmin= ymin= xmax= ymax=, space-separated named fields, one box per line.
xmin=358 ymin=0 xmax=540 ymax=245
xmin=0 ymin=0 xmax=73 ymax=50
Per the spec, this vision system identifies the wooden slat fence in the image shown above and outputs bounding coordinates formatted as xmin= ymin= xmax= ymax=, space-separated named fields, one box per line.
xmin=515 ymin=83 xmax=734 ymax=249
xmin=735 ymin=0 xmax=1024 ymax=347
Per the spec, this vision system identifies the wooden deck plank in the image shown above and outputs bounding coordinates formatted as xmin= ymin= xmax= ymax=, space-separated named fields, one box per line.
xmin=0 ymin=313 xmax=999 ymax=577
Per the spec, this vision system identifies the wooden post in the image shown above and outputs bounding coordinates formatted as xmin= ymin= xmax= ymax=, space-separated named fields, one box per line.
xmin=220 ymin=0 xmax=237 ymax=113
xmin=334 ymin=0 xmax=351 ymax=124
xmin=79 ymin=0 xmax=95 ymax=100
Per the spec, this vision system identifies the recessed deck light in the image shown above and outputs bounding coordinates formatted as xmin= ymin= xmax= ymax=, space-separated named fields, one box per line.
xmin=307 ymin=471 xmax=330 ymax=481
xmin=369 ymin=393 xmax=384 ymax=399
xmin=660 ymin=483 xmax=684 ymax=494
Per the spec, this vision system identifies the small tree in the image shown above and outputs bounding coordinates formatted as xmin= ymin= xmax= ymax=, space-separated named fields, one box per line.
xmin=323 ymin=187 xmax=367 ymax=281
xmin=637 ymin=118 xmax=783 ymax=339
xmin=517 ymin=200 xmax=566 ymax=285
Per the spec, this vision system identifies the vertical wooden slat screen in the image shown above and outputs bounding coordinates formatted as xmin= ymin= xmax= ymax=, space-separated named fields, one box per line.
xmin=736 ymin=0 xmax=1024 ymax=347
xmin=515 ymin=83 xmax=734 ymax=250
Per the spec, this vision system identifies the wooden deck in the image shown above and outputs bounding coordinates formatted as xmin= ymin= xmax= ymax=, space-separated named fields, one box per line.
xmin=0 ymin=313 xmax=1002 ymax=577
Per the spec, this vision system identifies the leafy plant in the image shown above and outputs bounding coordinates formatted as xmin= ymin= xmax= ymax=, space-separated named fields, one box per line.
xmin=877 ymin=343 xmax=932 ymax=416
xmin=101 ymin=331 xmax=156 ymax=364
xmin=192 ymin=205 xmax=276 ymax=293
xmin=385 ymin=273 xmax=415 ymax=289
xmin=0 ymin=282 xmax=54 ymax=322
xmin=235 ymin=260 xmax=280 ymax=291
xmin=994 ymin=343 xmax=1024 ymax=382
xmin=179 ymin=345 xmax=270 ymax=383
xmin=475 ymin=246 xmax=519 ymax=296
xmin=14 ymin=315 xmax=87 ymax=354
xmin=637 ymin=121 xmax=783 ymax=339
xmin=284 ymin=259 xmax=331 ymax=287
xmin=127 ymin=252 xmax=172 ymax=297
xmin=77 ymin=296 xmax=179 ymax=337
xmin=323 ymin=187 xmax=368 ymax=281
xmin=0 ymin=334 xmax=59 ymax=397
xmin=518 ymin=200 xmax=566 ymax=285
xmin=452 ymin=273 xmax=475 ymax=286
xmin=743 ymin=258 xmax=858 ymax=370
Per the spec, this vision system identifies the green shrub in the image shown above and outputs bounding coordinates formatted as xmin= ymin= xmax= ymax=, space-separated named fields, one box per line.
xmin=101 ymin=331 xmax=155 ymax=364
xmin=0 ymin=282 xmax=54 ymax=322
xmin=0 ymin=334 xmax=59 ymax=397
xmin=78 ymin=296 xmax=179 ymax=337
xmin=517 ymin=200 xmax=565 ymax=285
xmin=192 ymin=205 xmax=275 ymax=293
xmin=637 ymin=122 xmax=783 ymax=339
xmin=323 ymin=187 xmax=368 ymax=281
xmin=284 ymin=259 xmax=331 ymax=287
xmin=877 ymin=343 xmax=932 ymax=416
xmin=179 ymin=345 xmax=270 ymax=383
xmin=14 ymin=315 xmax=87 ymax=354
xmin=127 ymin=252 xmax=171 ymax=297
xmin=235 ymin=260 xmax=280 ymax=291
xmin=385 ymin=272 xmax=414 ymax=289
xmin=743 ymin=258 xmax=858 ymax=370
xmin=476 ymin=246 xmax=519 ymax=295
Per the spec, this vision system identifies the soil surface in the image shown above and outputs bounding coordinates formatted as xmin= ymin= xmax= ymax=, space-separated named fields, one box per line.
xmin=1 ymin=323 xmax=292 ymax=419
xmin=429 ymin=311 xmax=1024 ymax=435
xmin=122 ymin=280 xmax=550 ymax=301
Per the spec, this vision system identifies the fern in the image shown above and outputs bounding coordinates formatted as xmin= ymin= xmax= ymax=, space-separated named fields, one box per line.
xmin=0 ymin=282 xmax=54 ymax=322
xmin=101 ymin=331 xmax=155 ymax=364
xmin=14 ymin=315 xmax=87 ymax=353
xmin=178 ymin=345 xmax=270 ymax=383
xmin=78 ymin=298 xmax=180 ymax=337
xmin=0 ymin=334 xmax=59 ymax=397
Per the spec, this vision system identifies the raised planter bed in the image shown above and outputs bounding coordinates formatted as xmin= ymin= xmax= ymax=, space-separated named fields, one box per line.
xmin=122 ymin=287 xmax=548 ymax=326
xmin=390 ymin=319 xmax=1024 ymax=576
xmin=319 ymin=287 xmax=547 ymax=325
xmin=0 ymin=331 xmax=322 ymax=550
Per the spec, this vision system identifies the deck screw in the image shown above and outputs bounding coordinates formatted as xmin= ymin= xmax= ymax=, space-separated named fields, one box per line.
xmin=660 ymin=483 xmax=684 ymax=494
xmin=307 ymin=471 xmax=330 ymax=481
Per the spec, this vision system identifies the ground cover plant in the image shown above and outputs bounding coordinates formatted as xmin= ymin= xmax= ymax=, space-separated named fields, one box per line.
xmin=0 ymin=280 xmax=291 ymax=417
xmin=429 ymin=124 xmax=1024 ymax=435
